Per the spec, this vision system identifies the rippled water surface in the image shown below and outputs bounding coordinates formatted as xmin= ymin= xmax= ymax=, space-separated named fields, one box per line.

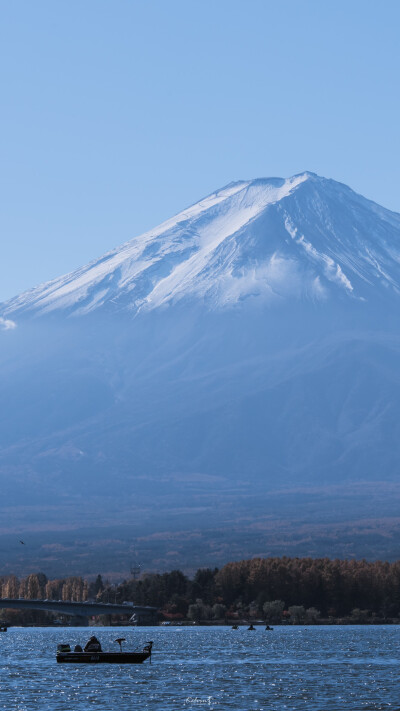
xmin=1 ymin=626 xmax=399 ymax=710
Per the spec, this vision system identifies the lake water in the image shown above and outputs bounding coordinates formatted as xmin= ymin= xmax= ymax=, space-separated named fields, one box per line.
xmin=0 ymin=626 xmax=399 ymax=710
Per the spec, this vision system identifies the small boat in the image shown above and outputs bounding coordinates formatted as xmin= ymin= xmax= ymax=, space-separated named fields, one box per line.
xmin=248 ymin=624 xmax=256 ymax=630
xmin=0 ymin=626 xmax=7 ymax=632
xmin=265 ymin=625 xmax=273 ymax=631
xmin=56 ymin=640 xmax=153 ymax=664
xmin=231 ymin=624 xmax=239 ymax=630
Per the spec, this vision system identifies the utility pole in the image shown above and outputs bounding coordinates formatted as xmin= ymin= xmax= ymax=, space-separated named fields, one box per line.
xmin=130 ymin=563 xmax=141 ymax=580
xmin=130 ymin=548 xmax=141 ymax=580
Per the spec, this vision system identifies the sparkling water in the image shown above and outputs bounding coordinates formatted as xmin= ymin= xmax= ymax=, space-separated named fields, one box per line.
xmin=1 ymin=625 xmax=399 ymax=710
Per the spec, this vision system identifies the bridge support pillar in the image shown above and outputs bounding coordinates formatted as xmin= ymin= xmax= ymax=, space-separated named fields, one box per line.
xmin=70 ymin=615 xmax=89 ymax=626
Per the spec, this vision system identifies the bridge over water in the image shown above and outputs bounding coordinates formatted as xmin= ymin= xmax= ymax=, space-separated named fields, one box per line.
xmin=0 ymin=599 xmax=158 ymax=626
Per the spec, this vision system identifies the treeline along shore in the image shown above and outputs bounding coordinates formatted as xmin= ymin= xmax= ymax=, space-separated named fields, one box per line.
xmin=2 ymin=556 xmax=400 ymax=625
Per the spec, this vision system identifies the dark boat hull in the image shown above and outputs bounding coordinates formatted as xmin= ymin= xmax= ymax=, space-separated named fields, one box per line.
xmin=57 ymin=651 xmax=150 ymax=664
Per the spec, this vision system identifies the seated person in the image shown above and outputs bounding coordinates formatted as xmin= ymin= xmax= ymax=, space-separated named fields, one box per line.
xmin=84 ymin=635 xmax=102 ymax=652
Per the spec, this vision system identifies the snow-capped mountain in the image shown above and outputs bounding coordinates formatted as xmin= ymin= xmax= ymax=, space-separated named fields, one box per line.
xmin=3 ymin=172 xmax=400 ymax=321
xmin=1 ymin=172 xmax=400 ymax=576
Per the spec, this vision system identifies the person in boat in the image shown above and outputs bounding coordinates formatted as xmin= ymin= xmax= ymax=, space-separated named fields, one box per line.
xmin=84 ymin=635 xmax=102 ymax=652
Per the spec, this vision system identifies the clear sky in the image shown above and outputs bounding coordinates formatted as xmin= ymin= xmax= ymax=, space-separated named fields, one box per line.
xmin=0 ymin=0 xmax=399 ymax=301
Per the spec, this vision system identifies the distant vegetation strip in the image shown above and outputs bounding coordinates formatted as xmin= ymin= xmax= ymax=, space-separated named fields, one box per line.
xmin=2 ymin=556 xmax=400 ymax=624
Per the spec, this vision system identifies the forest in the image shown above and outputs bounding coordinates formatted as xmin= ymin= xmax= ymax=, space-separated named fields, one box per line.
xmin=2 ymin=556 xmax=400 ymax=624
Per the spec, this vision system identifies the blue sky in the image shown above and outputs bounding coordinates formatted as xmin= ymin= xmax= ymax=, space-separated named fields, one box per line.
xmin=0 ymin=0 xmax=399 ymax=301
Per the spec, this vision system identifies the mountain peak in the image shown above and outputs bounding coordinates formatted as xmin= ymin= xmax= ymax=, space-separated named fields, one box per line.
xmin=3 ymin=173 xmax=400 ymax=320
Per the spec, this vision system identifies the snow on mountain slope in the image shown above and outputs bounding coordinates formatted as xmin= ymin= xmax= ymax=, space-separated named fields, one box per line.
xmin=4 ymin=172 xmax=400 ymax=320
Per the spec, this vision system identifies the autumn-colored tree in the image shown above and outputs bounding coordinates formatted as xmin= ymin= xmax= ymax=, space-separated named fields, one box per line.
xmin=2 ymin=575 xmax=19 ymax=598
xmin=26 ymin=574 xmax=41 ymax=599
